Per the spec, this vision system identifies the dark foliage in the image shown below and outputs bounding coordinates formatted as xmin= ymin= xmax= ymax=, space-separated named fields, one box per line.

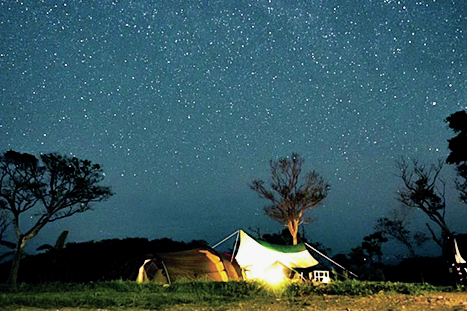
xmin=446 ymin=111 xmax=467 ymax=165
xmin=0 ymin=237 xmax=207 ymax=284
xmin=342 ymin=232 xmax=388 ymax=281
xmin=446 ymin=110 xmax=467 ymax=204
xmin=384 ymin=257 xmax=450 ymax=285
xmin=261 ymin=228 xmax=304 ymax=245
xmin=0 ymin=150 xmax=113 ymax=285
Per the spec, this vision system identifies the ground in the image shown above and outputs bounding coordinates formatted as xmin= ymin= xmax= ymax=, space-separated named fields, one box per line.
xmin=4 ymin=292 xmax=467 ymax=310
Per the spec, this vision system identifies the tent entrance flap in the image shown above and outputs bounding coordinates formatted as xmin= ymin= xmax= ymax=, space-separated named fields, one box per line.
xmin=136 ymin=259 xmax=169 ymax=284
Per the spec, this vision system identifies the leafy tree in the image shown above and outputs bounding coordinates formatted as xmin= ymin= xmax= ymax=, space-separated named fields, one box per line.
xmin=347 ymin=232 xmax=387 ymax=280
xmin=361 ymin=232 xmax=388 ymax=267
xmin=446 ymin=110 xmax=467 ymax=204
xmin=0 ymin=150 xmax=113 ymax=286
xmin=396 ymin=158 xmax=452 ymax=251
xmin=249 ymin=152 xmax=329 ymax=245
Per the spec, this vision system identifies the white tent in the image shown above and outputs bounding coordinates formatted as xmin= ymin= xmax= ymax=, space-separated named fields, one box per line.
xmin=455 ymin=238 xmax=466 ymax=264
xmin=232 ymin=230 xmax=319 ymax=280
xmin=213 ymin=229 xmax=358 ymax=281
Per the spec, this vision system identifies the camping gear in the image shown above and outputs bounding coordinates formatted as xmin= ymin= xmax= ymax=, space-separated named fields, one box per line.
xmin=137 ymin=247 xmax=241 ymax=284
xmin=311 ymin=270 xmax=331 ymax=283
xmin=138 ymin=229 xmax=356 ymax=284
xmin=233 ymin=230 xmax=319 ymax=280
xmin=213 ymin=229 xmax=357 ymax=281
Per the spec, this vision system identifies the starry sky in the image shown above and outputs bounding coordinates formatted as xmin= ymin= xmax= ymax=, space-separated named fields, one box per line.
xmin=1 ymin=0 xmax=466 ymax=258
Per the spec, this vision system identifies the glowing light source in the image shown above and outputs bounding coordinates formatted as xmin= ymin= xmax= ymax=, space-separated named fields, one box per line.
xmin=245 ymin=261 xmax=290 ymax=285
xmin=261 ymin=261 xmax=289 ymax=285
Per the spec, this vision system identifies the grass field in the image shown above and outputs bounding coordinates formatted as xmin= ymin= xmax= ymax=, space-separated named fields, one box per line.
xmin=1 ymin=280 xmax=467 ymax=310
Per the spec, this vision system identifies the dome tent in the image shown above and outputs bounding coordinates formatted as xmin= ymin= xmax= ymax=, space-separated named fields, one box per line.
xmin=136 ymin=246 xmax=241 ymax=284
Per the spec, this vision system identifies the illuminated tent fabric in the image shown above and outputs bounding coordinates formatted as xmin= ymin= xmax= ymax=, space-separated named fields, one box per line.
xmin=234 ymin=230 xmax=319 ymax=280
xmin=137 ymin=247 xmax=241 ymax=284
xmin=451 ymin=235 xmax=467 ymax=285
xmin=455 ymin=238 xmax=466 ymax=264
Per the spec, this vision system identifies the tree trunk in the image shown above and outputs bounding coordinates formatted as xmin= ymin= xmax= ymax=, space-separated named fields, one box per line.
xmin=7 ymin=237 xmax=26 ymax=286
xmin=288 ymin=219 xmax=299 ymax=245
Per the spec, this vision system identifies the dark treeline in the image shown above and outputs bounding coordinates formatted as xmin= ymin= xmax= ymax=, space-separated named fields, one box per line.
xmin=0 ymin=237 xmax=207 ymax=284
xmin=0 ymin=233 xmax=464 ymax=285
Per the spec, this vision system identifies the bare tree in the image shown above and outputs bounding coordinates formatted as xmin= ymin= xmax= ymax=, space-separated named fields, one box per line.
xmin=375 ymin=206 xmax=429 ymax=282
xmin=0 ymin=150 xmax=114 ymax=286
xmin=375 ymin=206 xmax=428 ymax=259
xmin=249 ymin=152 xmax=329 ymax=245
xmin=396 ymin=158 xmax=451 ymax=250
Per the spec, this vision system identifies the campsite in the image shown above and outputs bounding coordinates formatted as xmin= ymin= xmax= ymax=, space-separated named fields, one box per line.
xmin=2 ymin=132 xmax=467 ymax=309
xmin=2 ymin=0 xmax=467 ymax=308
xmin=1 ymin=229 xmax=467 ymax=310
xmin=2 ymin=229 xmax=466 ymax=285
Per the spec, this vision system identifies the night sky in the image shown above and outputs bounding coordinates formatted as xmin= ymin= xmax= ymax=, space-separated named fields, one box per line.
xmin=1 ymin=0 xmax=466 ymax=258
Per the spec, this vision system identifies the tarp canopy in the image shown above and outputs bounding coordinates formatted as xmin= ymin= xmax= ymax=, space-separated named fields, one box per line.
xmin=234 ymin=230 xmax=318 ymax=280
xmin=137 ymin=247 xmax=241 ymax=284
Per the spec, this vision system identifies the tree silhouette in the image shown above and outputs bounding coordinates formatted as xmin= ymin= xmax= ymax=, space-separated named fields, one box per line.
xmin=37 ymin=230 xmax=69 ymax=254
xmin=0 ymin=150 xmax=113 ymax=286
xmin=0 ymin=207 xmax=16 ymax=263
xmin=0 ymin=204 xmax=9 ymax=243
xmin=348 ymin=232 xmax=387 ymax=281
xmin=0 ymin=206 xmax=13 ymax=263
xmin=446 ymin=110 xmax=467 ymax=204
xmin=249 ymin=152 xmax=329 ymax=245
xmin=396 ymin=158 xmax=451 ymax=251
xmin=375 ymin=206 xmax=428 ymax=259
xmin=361 ymin=232 xmax=388 ymax=267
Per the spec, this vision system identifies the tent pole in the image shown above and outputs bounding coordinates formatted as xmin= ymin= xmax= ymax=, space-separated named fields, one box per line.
xmin=161 ymin=260 xmax=171 ymax=285
xmin=305 ymin=242 xmax=358 ymax=278
xmin=230 ymin=231 xmax=240 ymax=262
xmin=212 ymin=230 xmax=239 ymax=249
